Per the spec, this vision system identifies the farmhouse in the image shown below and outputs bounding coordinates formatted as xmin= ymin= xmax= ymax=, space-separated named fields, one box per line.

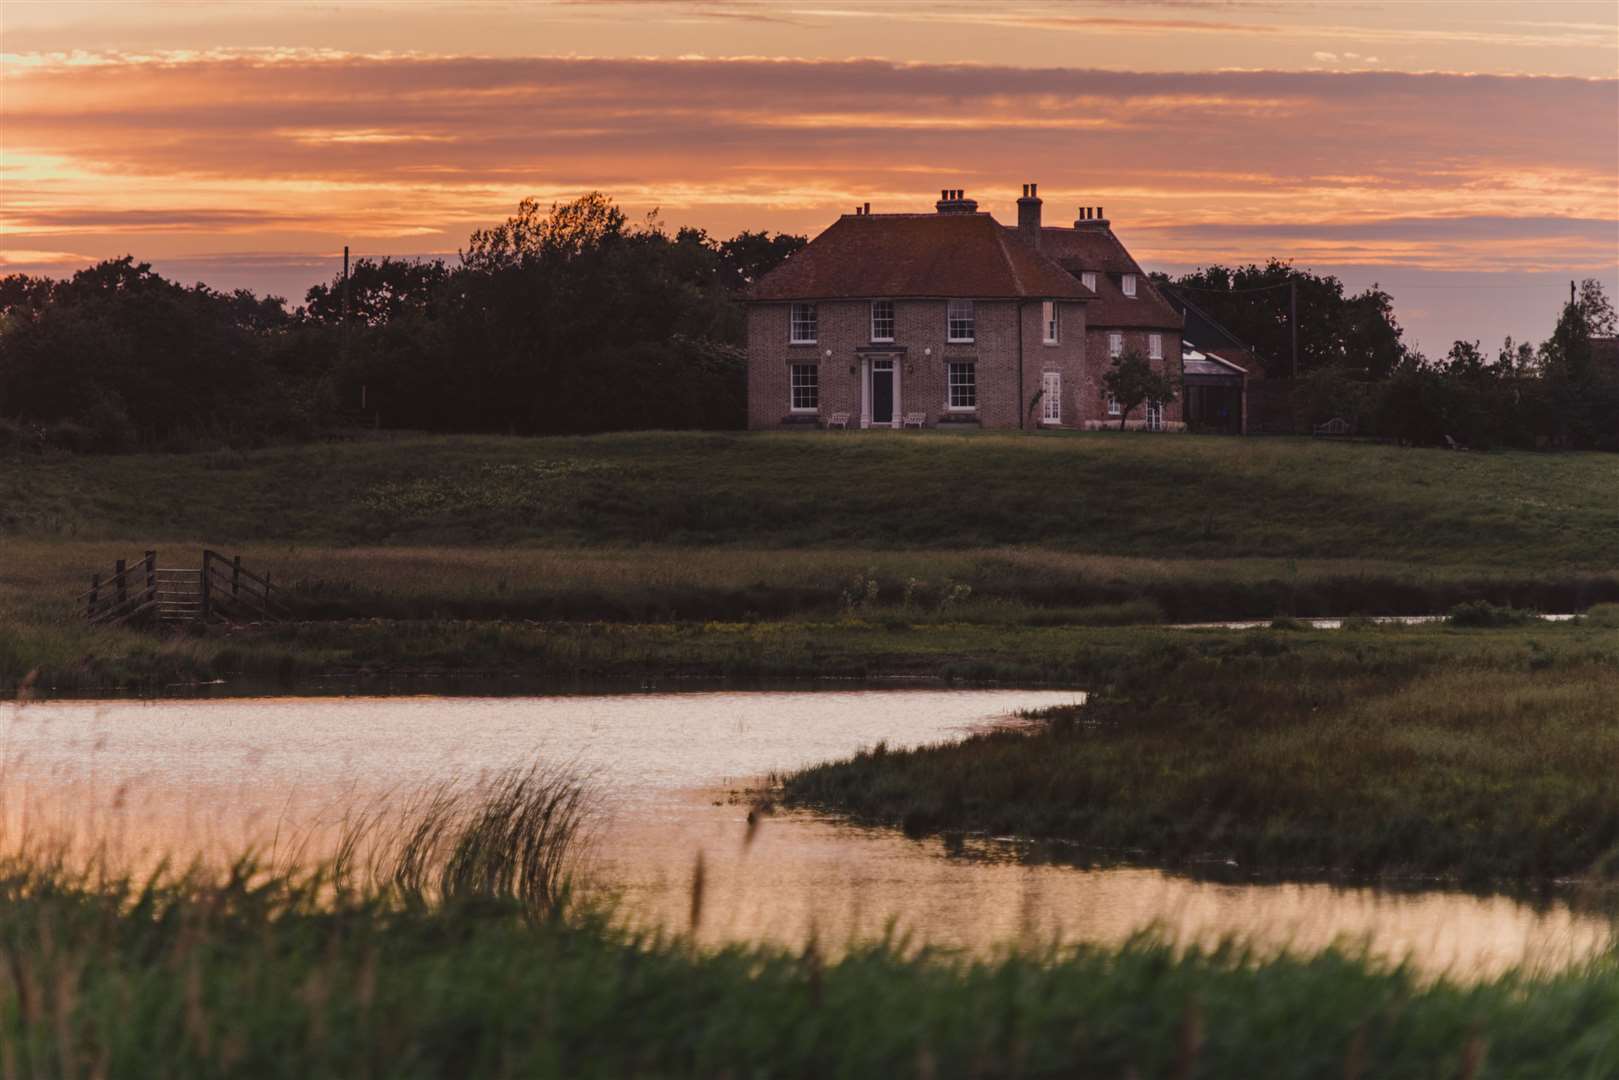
xmin=747 ymin=184 xmax=1185 ymax=431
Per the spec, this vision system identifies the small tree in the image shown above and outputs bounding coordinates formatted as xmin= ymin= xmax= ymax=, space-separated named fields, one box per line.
xmin=1103 ymin=348 xmax=1178 ymax=430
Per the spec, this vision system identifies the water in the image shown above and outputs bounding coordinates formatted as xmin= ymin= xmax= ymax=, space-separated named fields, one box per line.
xmin=1172 ymin=614 xmax=1579 ymax=630
xmin=2 ymin=690 xmax=1610 ymax=979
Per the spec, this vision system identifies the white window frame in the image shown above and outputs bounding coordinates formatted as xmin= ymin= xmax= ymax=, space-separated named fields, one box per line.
xmin=1081 ymin=271 xmax=1097 ymax=292
xmin=946 ymin=299 xmax=975 ymax=343
xmin=1107 ymin=392 xmax=1121 ymax=417
xmin=1041 ymin=371 xmax=1061 ymax=423
xmin=870 ymin=299 xmax=894 ymax=343
xmin=1042 ymin=300 xmax=1058 ymax=345
xmin=789 ymin=303 xmax=817 ymax=344
xmin=1149 ymin=333 xmax=1163 ymax=360
xmin=1122 ymin=273 xmax=1137 ymax=298
xmin=947 ymin=361 xmax=977 ymax=410
xmin=1146 ymin=399 xmax=1164 ymax=431
xmin=789 ymin=363 xmax=819 ymax=412
xmin=1108 ymin=332 xmax=1123 ymax=359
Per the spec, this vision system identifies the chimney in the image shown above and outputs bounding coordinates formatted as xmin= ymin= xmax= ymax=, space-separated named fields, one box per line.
xmin=863 ymin=202 xmax=871 ymax=215
xmin=935 ymin=188 xmax=979 ymax=214
xmin=1017 ymin=182 xmax=1042 ymax=250
xmin=1074 ymin=205 xmax=1111 ymax=229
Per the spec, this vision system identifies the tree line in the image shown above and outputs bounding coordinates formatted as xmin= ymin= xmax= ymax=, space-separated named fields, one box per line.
xmin=0 ymin=194 xmax=803 ymax=451
xmin=1156 ymin=262 xmax=1618 ymax=450
xmin=1 ymin=193 xmax=1613 ymax=451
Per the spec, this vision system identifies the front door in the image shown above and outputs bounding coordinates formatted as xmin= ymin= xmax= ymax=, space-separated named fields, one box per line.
xmin=871 ymin=359 xmax=895 ymax=425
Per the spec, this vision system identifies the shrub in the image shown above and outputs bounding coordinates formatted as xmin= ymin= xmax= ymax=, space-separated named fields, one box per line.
xmin=1582 ymin=603 xmax=1619 ymax=628
xmin=1446 ymin=600 xmax=1540 ymax=628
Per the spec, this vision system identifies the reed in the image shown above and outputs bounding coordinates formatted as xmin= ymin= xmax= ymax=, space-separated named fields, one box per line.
xmin=0 ymin=824 xmax=1614 ymax=1076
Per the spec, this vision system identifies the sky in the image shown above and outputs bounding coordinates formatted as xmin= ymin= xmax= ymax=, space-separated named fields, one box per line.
xmin=2 ymin=0 xmax=1616 ymax=354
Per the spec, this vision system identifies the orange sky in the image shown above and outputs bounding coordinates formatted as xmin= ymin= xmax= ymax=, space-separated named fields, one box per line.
xmin=2 ymin=0 xmax=1616 ymax=351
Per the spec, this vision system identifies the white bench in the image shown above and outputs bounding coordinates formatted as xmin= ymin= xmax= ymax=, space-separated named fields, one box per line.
xmin=901 ymin=412 xmax=927 ymax=429
xmin=826 ymin=412 xmax=851 ymax=430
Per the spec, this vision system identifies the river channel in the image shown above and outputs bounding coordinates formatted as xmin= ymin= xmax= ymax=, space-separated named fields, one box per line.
xmin=2 ymin=689 xmax=1610 ymax=979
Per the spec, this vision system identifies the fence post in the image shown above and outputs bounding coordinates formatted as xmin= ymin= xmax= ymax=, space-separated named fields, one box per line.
xmin=115 ymin=559 xmax=127 ymax=607
xmin=145 ymin=551 xmax=156 ymax=605
xmin=88 ymin=573 xmax=100 ymax=619
xmin=200 ymin=551 xmax=211 ymax=622
xmin=233 ymin=555 xmax=241 ymax=598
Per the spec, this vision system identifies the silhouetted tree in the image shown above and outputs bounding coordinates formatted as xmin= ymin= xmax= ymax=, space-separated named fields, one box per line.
xmin=1156 ymin=260 xmax=1406 ymax=379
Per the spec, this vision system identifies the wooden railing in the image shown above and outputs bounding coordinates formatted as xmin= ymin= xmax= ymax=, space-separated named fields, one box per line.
xmin=201 ymin=549 xmax=287 ymax=623
xmin=79 ymin=550 xmax=284 ymax=627
xmin=79 ymin=550 xmax=160 ymax=626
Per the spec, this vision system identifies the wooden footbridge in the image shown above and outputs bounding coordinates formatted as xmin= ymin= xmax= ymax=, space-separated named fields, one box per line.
xmin=81 ymin=550 xmax=285 ymax=627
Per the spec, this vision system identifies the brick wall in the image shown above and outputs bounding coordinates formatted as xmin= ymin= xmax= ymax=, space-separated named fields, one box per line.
xmin=1081 ymin=326 xmax=1186 ymax=427
xmin=748 ymin=298 xmax=1090 ymax=430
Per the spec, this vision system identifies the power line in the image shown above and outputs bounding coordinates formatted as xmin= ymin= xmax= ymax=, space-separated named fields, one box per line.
xmin=1162 ymin=281 xmax=1292 ymax=295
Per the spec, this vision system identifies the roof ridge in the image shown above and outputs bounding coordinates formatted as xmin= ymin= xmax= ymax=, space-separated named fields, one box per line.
xmin=989 ymin=219 xmax=1028 ymax=296
xmin=1163 ymin=285 xmax=1253 ymax=352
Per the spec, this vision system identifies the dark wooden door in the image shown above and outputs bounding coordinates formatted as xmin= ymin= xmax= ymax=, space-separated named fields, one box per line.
xmin=872 ymin=364 xmax=894 ymax=424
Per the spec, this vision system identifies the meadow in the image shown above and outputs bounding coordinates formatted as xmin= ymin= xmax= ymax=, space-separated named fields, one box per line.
xmin=4 ymin=430 xmax=1617 ymax=691
xmin=4 ymin=769 xmax=1616 ymax=1079
xmin=5 ymin=431 xmax=1616 ymax=563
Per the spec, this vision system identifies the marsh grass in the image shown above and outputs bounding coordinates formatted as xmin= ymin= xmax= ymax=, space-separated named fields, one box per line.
xmin=784 ymin=633 xmax=1619 ymax=884
xmin=1 ymin=769 xmax=1617 ymax=1077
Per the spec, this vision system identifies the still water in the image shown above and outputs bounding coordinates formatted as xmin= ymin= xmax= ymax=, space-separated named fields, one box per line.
xmin=3 ymin=690 xmax=1610 ymax=978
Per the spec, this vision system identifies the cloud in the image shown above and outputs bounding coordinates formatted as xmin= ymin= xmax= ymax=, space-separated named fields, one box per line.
xmin=1 ymin=53 xmax=1613 ymax=284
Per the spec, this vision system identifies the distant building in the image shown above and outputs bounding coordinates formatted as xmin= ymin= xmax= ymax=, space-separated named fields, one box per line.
xmin=1159 ymin=285 xmax=1255 ymax=435
xmin=746 ymin=185 xmax=1185 ymax=431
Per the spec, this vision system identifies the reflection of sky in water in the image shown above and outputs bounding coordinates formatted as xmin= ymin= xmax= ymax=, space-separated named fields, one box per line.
xmin=3 ymin=691 xmax=1610 ymax=980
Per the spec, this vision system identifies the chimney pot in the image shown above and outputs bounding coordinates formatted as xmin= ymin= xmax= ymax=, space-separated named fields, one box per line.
xmin=1098 ymin=205 xmax=1104 ymax=220
xmin=863 ymin=201 xmax=870 ymax=214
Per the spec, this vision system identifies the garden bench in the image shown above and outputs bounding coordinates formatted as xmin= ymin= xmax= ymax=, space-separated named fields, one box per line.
xmin=826 ymin=412 xmax=850 ymax=430
xmin=1312 ymin=417 xmax=1351 ymax=437
xmin=902 ymin=412 xmax=927 ymax=429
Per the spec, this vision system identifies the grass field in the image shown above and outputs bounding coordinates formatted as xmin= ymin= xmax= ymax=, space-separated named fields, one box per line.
xmin=3 ymin=431 xmax=1617 ymax=691
xmin=784 ymin=616 xmax=1619 ymax=885
xmin=5 ymin=778 xmax=1616 ymax=1079
xmin=5 ymin=432 xmax=1617 ymax=562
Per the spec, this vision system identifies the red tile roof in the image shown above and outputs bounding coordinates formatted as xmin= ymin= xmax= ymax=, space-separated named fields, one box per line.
xmin=749 ymin=212 xmax=1089 ymax=302
xmin=1031 ymin=224 xmax=1183 ymax=330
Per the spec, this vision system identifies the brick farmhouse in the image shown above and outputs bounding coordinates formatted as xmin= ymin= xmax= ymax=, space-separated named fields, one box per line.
xmin=747 ymin=184 xmax=1190 ymax=432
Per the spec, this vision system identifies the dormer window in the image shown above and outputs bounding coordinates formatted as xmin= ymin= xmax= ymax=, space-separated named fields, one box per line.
xmin=871 ymin=299 xmax=894 ymax=342
xmin=1122 ymin=274 xmax=1137 ymax=298
xmin=790 ymin=303 xmax=817 ymax=344
xmin=947 ymin=299 xmax=975 ymax=343
xmin=1081 ymin=272 xmax=1096 ymax=292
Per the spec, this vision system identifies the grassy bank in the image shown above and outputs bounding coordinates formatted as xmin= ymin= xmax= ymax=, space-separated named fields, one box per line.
xmin=784 ymin=620 xmax=1619 ymax=885
xmin=7 ymin=431 xmax=1617 ymax=562
xmin=5 ymin=432 xmax=1616 ymax=688
xmin=10 ymin=605 xmax=1615 ymax=697
xmin=4 ymin=789 xmax=1616 ymax=1078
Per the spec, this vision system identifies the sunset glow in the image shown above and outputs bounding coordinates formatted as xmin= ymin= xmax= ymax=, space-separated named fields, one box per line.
xmin=2 ymin=0 xmax=1615 ymax=349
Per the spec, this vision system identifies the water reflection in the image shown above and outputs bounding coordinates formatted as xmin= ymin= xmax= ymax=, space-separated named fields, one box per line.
xmin=3 ymin=690 xmax=1610 ymax=979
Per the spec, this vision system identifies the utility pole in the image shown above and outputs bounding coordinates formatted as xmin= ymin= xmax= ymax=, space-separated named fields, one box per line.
xmin=1289 ymin=278 xmax=1298 ymax=379
xmin=342 ymin=244 xmax=351 ymax=346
